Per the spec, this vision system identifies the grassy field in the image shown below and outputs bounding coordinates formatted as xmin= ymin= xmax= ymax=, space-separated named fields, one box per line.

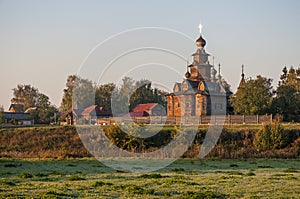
xmin=0 ymin=158 xmax=299 ymax=198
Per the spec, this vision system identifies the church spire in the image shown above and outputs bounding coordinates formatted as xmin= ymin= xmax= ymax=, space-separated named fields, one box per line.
xmin=218 ymin=63 xmax=221 ymax=80
xmin=238 ymin=64 xmax=245 ymax=88
xmin=185 ymin=59 xmax=191 ymax=78
xmin=196 ymin=23 xmax=206 ymax=48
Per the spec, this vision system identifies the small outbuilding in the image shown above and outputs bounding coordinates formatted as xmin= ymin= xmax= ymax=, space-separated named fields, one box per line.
xmin=130 ymin=103 xmax=166 ymax=116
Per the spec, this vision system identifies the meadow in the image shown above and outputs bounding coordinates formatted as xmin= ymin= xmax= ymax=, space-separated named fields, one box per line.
xmin=0 ymin=158 xmax=299 ymax=198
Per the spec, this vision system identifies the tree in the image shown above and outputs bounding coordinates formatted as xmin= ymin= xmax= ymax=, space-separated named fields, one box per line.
xmin=254 ymin=122 xmax=287 ymax=151
xmin=272 ymin=66 xmax=300 ymax=121
xmin=28 ymin=93 xmax=59 ymax=124
xmin=111 ymin=77 xmax=135 ymax=115
xmin=95 ymin=83 xmax=116 ymax=111
xmin=110 ymin=77 xmax=167 ymax=115
xmin=11 ymin=84 xmax=39 ymax=110
xmin=129 ymin=79 xmax=154 ymax=111
xmin=60 ymin=75 xmax=95 ymax=120
xmin=0 ymin=106 xmax=4 ymax=124
xmin=230 ymin=75 xmax=273 ymax=115
xmin=11 ymin=84 xmax=58 ymax=124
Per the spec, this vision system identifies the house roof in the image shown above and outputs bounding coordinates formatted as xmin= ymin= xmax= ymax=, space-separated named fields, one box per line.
xmin=81 ymin=105 xmax=111 ymax=116
xmin=128 ymin=112 xmax=146 ymax=117
xmin=4 ymin=112 xmax=30 ymax=120
xmin=9 ymin=104 xmax=24 ymax=113
xmin=133 ymin=103 xmax=158 ymax=113
xmin=81 ymin=105 xmax=97 ymax=115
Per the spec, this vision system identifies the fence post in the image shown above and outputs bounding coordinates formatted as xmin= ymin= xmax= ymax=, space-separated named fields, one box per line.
xmin=228 ymin=114 xmax=231 ymax=124
xmin=243 ymin=115 xmax=245 ymax=124
xmin=256 ymin=115 xmax=259 ymax=123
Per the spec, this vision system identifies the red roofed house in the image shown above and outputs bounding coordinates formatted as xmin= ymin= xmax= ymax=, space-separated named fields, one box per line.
xmin=81 ymin=105 xmax=112 ymax=124
xmin=130 ymin=103 xmax=166 ymax=116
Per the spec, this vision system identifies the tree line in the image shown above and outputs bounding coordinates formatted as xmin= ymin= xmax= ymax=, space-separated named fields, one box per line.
xmin=230 ymin=66 xmax=300 ymax=122
xmin=0 ymin=66 xmax=299 ymax=124
xmin=0 ymin=75 xmax=166 ymax=124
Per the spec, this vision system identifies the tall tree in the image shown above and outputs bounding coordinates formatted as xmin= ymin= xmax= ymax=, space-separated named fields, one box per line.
xmin=11 ymin=84 xmax=39 ymax=110
xmin=129 ymin=80 xmax=167 ymax=111
xmin=11 ymin=84 xmax=58 ymax=124
xmin=129 ymin=79 xmax=154 ymax=111
xmin=29 ymin=93 xmax=58 ymax=124
xmin=272 ymin=66 xmax=300 ymax=121
xmin=110 ymin=77 xmax=167 ymax=115
xmin=230 ymin=75 xmax=273 ymax=115
xmin=111 ymin=77 xmax=135 ymax=115
xmin=95 ymin=83 xmax=116 ymax=111
xmin=60 ymin=75 xmax=95 ymax=117
xmin=0 ymin=106 xmax=4 ymax=124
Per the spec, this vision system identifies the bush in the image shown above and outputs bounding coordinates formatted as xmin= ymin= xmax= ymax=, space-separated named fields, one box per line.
xmin=139 ymin=173 xmax=164 ymax=179
xmin=68 ymin=175 xmax=85 ymax=181
xmin=18 ymin=172 xmax=33 ymax=178
xmin=254 ymin=122 xmax=288 ymax=151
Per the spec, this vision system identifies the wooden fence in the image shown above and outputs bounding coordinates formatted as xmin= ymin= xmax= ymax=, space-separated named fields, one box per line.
xmin=96 ymin=115 xmax=273 ymax=125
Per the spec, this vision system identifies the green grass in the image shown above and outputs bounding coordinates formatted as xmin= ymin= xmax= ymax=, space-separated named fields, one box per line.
xmin=0 ymin=158 xmax=299 ymax=198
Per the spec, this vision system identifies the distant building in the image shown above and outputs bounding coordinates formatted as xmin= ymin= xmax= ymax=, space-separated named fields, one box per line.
xmin=9 ymin=104 xmax=25 ymax=113
xmin=130 ymin=103 xmax=166 ymax=116
xmin=166 ymin=28 xmax=231 ymax=116
xmin=81 ymin=105 xmax=112 ymax=124
xmin=4 ymin=104 xmax=33 ymax=125
xmin=65 ymin=110 xmax=79 ymax=125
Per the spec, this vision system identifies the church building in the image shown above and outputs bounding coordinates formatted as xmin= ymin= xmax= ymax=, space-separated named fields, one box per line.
xmin=166 ymin=27 xmax=231 ymax=116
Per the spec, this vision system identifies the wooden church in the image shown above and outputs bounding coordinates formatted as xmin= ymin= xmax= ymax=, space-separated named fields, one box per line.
xmin=166 ymin=28 xmax=231 ymax=116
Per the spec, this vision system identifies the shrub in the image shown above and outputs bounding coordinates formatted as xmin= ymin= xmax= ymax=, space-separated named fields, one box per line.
xmin=172 ymin=168 xmax=185 ymax=172
xmin=93 ymin=181 xmax=113 ymax=187
xmin=68 ymin=175 xmax=85 ymax=181
xmin=18 ymin=172 xmax=33 ymax=178
xmin=254 ymin=122 xmax=288 ymax=151
xmin=182 ymin=190 xmax=227 ymax=199
xmin=139 ymin=173 xmax=164 ymax=179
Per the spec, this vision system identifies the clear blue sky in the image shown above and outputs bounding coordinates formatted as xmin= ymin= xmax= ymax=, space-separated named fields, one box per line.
xmin=1 ymin=0 xmax=300 ymax=110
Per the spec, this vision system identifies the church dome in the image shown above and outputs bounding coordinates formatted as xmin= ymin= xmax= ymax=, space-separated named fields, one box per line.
xmin=185 ymin=71 xmax=191 ymax=78
xmin=196 ymin=35 xmax=206 ymax=48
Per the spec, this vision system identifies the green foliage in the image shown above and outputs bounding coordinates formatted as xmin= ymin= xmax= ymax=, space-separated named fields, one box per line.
xmin=123 ymin=184 xmax=155 ymax=195
xmin=11 ymin=84 xmax=39 ymax=110
xmin=29 ymin=93 xmax=58 ymax=124
xmin=68 ymin=175 xmax=85 ymax=181
xmin=283 ymin=168 xmax=298 ymax=173
xmin=39 ymin=191 xmax=73 ymax=198
xmin=0 ymin=106 xmax=4 ymax=124
xmin=111 ymin=77 xmax=166 ymax=115
xmin=182 ymin=190 xmax=227 ymax=199
xmin=0 ymin=125 xmax=299 ymax=159
xmin=139 ymin=173 xmax=164 ymax=179
xmin=18 ymin=172 xmax=33 ymax=178
xmin=129 ymin=79 xmax=166 ymax=111
xmin=230 ymin=75 xmax=273 ymax=115
xmin=0 ymin=159 xmax=299 ymax=198
xmin=0 ymin=180 xmax=16 ymax=186
xmin=95 ymin=83 xmax=115 ymax=112
xmin=272 ymin=66 xmax=300 ymax=122
xmin=254 ymin=122 xmax=288 ymax=151
xmin=172 ymin=168 xmax=185 ymax=172
xmin=92 ymin=181 xmax=113 ymax=187
xmin=233 ymin=76 xmax=273 ymax=114
xmin=60 ymin=75 xmax=95 ymax=121
xmin=10 ymin=84 xmax=58 ymax=124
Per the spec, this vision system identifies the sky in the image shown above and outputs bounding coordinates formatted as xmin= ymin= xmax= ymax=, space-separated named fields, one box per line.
xmin=0 ymin=0 xmax=300 ymax=110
